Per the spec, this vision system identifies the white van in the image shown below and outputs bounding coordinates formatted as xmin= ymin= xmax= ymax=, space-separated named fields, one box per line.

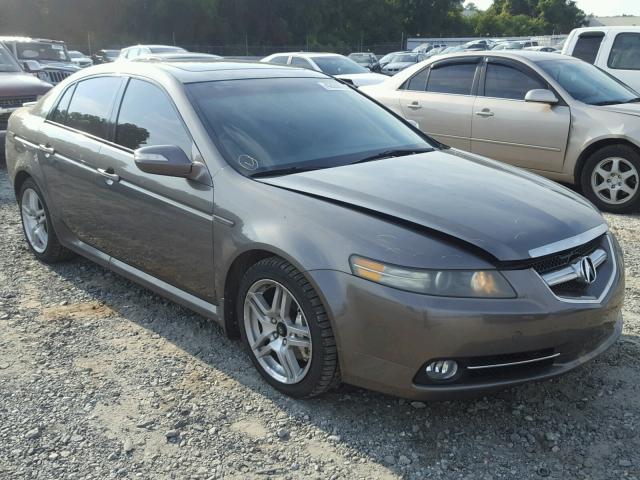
xmin=563 ymin=26 xmax=640 ymax=92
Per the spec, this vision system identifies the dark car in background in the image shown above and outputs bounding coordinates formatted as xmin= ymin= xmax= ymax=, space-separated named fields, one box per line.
xmin=0 ymin=37 xmax=80 ymax=85
xmin=381 ymin=52 xmax=427 ymax=75
xmin=348 ymin=52 xmax=380 ymax=71
xmin=92 ymin=49 xmax=121 ymax=64
xmin=0 ymin=42 xmax=51 ymax=155
xmin=4 ymin=59 xmax=623 ymax=400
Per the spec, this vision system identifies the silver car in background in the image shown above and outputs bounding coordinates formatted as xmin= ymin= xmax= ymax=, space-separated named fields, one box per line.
xmin=363 ymin=51 xmax=640 ymax=212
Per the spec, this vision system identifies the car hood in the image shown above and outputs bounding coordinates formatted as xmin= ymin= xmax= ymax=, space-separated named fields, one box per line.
xmin=594 ymin=102 xmax=640 ymax=117
xmin=0 ymin=72 xmax=52 ymax=97
xmin=335 ymin=72 xmax=387 ymax=86
xmin=257 ymin=149 xmax=605 ymax=262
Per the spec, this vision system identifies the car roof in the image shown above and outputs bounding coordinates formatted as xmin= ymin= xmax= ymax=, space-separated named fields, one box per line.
xmin=68 ymin=59 xmax=328 ymax=84
xmin=571 ymin=26 xmax=640 ymax=33
xmin=269 ymin=52 xmax=343 ymax=58
xmin=0 ymin=36 xmax=65 ymax=44
xmin=436 ymin=50 xmax=576 ymax=62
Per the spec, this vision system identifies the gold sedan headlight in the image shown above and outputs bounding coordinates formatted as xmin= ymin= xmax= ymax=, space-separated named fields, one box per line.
xmin=350 ymin=256 xmax=516 ymax=298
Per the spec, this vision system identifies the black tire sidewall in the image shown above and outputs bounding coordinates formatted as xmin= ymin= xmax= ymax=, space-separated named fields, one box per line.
xmin=581 ymin=145 xmax=640 ymax=213
xmin=237 ymin=260 xmax=331 ymax=398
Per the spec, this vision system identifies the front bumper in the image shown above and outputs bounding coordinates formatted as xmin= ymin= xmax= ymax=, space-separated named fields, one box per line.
xmin=308 ymin=262 xmax=624 ymax=400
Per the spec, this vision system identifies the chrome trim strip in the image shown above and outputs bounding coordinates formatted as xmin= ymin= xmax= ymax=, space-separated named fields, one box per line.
xmin=54 ymin=152 xmax=97 ymax=174
xmin=472 ymin=137 xmax=561 ymax=152
xmin=528 ymin=224 xmax=608 ymax=258
xmin=13 ymin=135 xmax=39 ymax=149
xmin=118 ymin=179 xmax=213 ymax=222
xmin=467 ymin=352 xmax=560 ymax=370
xmin=429 ymin=133 xmax=469 ymax=141
xmin=213 ymin=215 xmax=235 ymax=227
xmin=541 ymin=248 xmax=607 ymax=287
xmin=535 ymin=235 xmax=618 ymax=304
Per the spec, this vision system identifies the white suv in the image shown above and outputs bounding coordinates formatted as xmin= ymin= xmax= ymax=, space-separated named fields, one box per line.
xmin=563 ymin=27 xmax=640 ymax=92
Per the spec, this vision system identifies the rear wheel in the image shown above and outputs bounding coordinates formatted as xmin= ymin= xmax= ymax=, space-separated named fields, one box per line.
xmin=19 ymin=179 xmax=73 ymax=263
xmin=237 ymin=256 xmax=340 ymax=398
xmin=581 ymin=144 xmax=640 ymax=213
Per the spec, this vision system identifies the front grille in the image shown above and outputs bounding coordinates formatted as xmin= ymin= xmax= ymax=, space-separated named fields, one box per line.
xmin=0 ymin=112 xmax=10 ymax=130
xmin=530 ymin=236 xmax=603 ymax=275
xmin=0 ymin=95 xmax=37 ymax=110
xmin=44 ymin=69 xmax=72 ymax=84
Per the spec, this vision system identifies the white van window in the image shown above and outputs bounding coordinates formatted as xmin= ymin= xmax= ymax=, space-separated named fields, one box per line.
xmin=609 ymin=33 xmax=640 ymax=70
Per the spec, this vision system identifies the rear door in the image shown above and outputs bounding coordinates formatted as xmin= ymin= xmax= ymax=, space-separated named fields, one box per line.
xmin=398 ymin=57 xmax=480 ymax=151
xmin=93 ymin=78 xmax=215 ymax=302
xmin=37 ymin=76 xmax=125 ymax=239
xmin=471 ymin=57 xmax=570 ymax=172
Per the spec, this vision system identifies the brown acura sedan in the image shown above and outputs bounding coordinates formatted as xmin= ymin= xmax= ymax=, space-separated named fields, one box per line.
xmin=5 ymin=59 xmax=624 ymax=400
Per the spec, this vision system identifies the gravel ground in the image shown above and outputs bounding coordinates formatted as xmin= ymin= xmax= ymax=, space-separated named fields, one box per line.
xmin=0 ymin=164 xmax=639 ymax=480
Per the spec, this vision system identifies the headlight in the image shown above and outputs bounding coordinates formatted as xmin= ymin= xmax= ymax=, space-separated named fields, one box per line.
xmin=350 ymin=256 xmax=516 ymax=298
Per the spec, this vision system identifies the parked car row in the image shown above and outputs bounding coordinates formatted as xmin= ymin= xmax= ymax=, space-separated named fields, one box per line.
xmin=4 ymin=56 xmax=624 ymax=401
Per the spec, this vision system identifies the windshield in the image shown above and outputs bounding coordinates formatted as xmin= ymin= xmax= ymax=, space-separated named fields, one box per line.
xmin=16 ymin=42 xmax=70 ymax=61
xmin=310 ymin=56 xmax=367 ymax=75
xmin=537 ymin=59 xmax=638 ymax=105
xmin=189 ymin=77 xmax=432 ymax=176
xmin=393 ymin=53 xmax=420 ymax=63
xmin=0 ymin=45 xmax=21 ymax=72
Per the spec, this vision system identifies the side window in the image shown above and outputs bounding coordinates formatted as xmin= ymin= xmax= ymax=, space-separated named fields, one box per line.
xmin=290 ymin=57 xmax=312 ymax=69
xmin=572 ymin=33 xmax=604 ymax=64
xmin=269 ymin=56 xmax=288 ymax=65
xmin=65 ymin=77 xmax=122 ymax=139
xmin=49 ymin=84 xmax=75 ymax=123
xmin=484 ymin=63 xmax=544 ymax=100
xmin=608 ymin=33 xmax=640 ymax=70
xmin=115 ymin=79 xmax=192 ymax=155
xmin=405 ymin=68 xmax=429 ymax=91
xmin=426 ymin=62 xmax=477 ymax=95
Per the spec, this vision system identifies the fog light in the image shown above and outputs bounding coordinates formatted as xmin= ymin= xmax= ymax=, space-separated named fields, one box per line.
xmin=425 ymin=360 xmax=458 ymax=381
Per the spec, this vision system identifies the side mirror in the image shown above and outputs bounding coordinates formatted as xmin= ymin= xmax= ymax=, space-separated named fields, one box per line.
xmin=525 ymin=89 xmax=559 ymax=105
xmin=23 ymin=60 xmax=43 ymax=73
xmin=134 ymin=145 xmax=204 ymax=180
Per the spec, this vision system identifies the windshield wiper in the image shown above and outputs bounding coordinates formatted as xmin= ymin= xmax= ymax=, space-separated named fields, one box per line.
xmin=350 ymin=148 xmax=433 ymax=165
xmin=592 ymin=97 xmax=640 ymax=106
xmin=250 ymin=165 xmax=322 ymax=178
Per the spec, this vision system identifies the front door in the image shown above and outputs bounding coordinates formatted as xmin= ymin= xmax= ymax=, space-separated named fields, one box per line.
xmin=398 ymin=58 xmax=480 ymax=151
xmin=471 ymin=58 xmax=570 ymax=173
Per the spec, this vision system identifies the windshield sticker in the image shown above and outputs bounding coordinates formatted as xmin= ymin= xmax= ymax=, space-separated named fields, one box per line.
xmin=238 ymin=154 xmax=259 ymax=171
xmin=317 ymin=81 xmax=349 ymax=91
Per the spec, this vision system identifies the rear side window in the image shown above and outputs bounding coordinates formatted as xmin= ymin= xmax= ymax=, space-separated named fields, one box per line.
xmin=608 ymin=33 xmax=640 ymax=70
xmin=115 ymin=79 xmax=192 ymax=154
xmin=572 ymin=33 xmax=604 ymax=64
xmin=269 ymin=56 xmax=288 ymax=65
xmin=49 ymin=85 xmax=75 ymax=123
xmin=64 ymin=77 xmax=121 ymax=139
xmin=290 ymin=57 xmax=312 ymax=68
xmin=426 ymin=63 xmax=477 ymax=95
xmin=484 ymin=64 xmax=544 ymax=100
xmin=405 ymin=68 xmax=429 ymax=91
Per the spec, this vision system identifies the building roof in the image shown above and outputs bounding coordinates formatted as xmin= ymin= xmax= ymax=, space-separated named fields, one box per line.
xmin=588 ymin=16 xmax=640 ymax=27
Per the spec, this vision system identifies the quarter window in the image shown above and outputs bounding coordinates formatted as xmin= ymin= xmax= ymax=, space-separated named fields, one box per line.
xmin=49 ymin=84 xmax=75 ymax=123
xmin=572 ymin=33 xmax=604 ymax=64
xmin=269 ymin=56 xmax=289 ymax=65
xmin=608 ymin=33 xmax=640 ymax=70
xmin=484 ymin=64 xmax=544 ymax=100
xmin=290 ymin=57 xmax=312 ymax=69
xmin=405 ymin=68 xmax=429 ymax=91
xmin=115 ymin=79 xmax=192 ymax=154
xmin=64 ymin=77 xmax=121 ymax=139
xmin=426 ymin=63 xmax=477 ymax=95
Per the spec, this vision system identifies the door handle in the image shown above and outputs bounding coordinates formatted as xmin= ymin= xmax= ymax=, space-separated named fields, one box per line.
xmin=97 ymin=168 xmax=120 ymax=184
xmin=475 ymin=109 xmax=494 ymax=118
xmin=38 ymin=144 xmax=55 ymax=157
xmin=407 ymin=102 xmax=422 ymax=110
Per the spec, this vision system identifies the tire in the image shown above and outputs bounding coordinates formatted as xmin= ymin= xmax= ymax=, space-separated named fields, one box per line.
xmin=580 ymin=144 xmax=640 ymax=213
xmin=18 ymin=178 xmax=74 ymax=263
xmin=237 ymin=256 xmax=340 ymax=398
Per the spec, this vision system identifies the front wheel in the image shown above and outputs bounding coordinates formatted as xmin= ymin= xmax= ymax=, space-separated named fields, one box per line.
xmin=237 ymin=257 xmax=340 ymax=398
xmin=581 ymin=144 xmax=640 ymax=213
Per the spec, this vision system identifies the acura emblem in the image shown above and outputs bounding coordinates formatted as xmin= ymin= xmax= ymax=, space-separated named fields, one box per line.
xmin=578 ymin=256 xmax=597 ymax=285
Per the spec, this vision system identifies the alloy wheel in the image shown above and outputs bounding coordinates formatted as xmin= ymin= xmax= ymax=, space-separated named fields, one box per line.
xmin=591 ymin=157 xmax=639 ymax=205
xmin=21 ymin=188 xmax=49 ymax=253
xmin=243 ymin=279 xmax=312 ymax=384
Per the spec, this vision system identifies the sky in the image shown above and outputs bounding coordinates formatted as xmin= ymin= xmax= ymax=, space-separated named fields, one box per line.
xmin=466 ymin=0 xmax=640 ymax=16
